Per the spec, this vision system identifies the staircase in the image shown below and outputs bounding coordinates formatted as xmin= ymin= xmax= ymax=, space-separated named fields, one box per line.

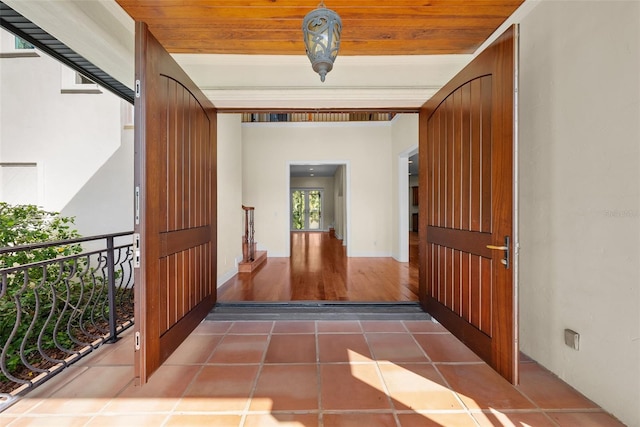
xmin=238 ymin=250 xmax=267 ymax=273
xmin=238 ymin=205 xmax=267 ymax=272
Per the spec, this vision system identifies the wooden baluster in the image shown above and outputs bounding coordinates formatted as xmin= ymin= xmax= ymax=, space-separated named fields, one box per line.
xmin=242 ymin=205 xmax=255 ymax=262
xmin=248 ymin=208 xmax=255 ymax=261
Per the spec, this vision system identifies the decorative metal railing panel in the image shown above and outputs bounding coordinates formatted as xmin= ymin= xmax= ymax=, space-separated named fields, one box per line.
xmin=0 ymin=232 xmax=134 ymax=401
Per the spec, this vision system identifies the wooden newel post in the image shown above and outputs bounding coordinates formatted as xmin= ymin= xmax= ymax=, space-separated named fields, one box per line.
xmin=242 ymin=205 xmax=256 ymax=262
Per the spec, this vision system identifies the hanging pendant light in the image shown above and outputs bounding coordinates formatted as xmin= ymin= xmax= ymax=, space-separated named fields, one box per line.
xmin=302 ymin=1 xmax=342 ymax=82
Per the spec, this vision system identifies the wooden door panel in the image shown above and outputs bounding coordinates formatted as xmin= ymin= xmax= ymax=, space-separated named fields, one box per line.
xmin=419 ymin=26 xmax=516 ymax=382
xmin=134 ymin=22 xmax=217 ymax=384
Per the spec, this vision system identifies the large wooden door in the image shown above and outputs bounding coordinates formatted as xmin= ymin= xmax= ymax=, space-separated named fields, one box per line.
xmin=134 ymin=22 xmax=217 ymax=384
xmin=419 ymin=26 xmax=517 ymax=383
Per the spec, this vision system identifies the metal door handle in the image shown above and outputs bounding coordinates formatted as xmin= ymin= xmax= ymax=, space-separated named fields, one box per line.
xmin=486 ymin=236 xmax=510 ymax=269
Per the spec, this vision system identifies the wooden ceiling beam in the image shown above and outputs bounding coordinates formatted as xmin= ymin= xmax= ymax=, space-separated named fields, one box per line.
xmin=164 ymin=40 xmax=483 ymax=56
xmin=150 ymin=28 xmax=494 ymax=43
xmin=115 ymin=0 xmax=524 ymax=56
xmin=119 ymin=7 xmax=520 ymax=21
xmin=148 ymin=18 xmax=506 ymax=31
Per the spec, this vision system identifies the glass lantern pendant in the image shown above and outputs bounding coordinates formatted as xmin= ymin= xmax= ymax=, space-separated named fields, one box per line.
xmin=302 ymin=1 xmax=342 ymax=82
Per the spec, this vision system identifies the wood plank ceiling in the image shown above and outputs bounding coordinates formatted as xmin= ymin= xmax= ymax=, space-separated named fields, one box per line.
xmin=115 ymin=0 xmax=525 ymax=56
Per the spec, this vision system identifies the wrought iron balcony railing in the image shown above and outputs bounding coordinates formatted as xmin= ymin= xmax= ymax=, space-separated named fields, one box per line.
xmin=0 ymin=231 xmax=134 ymax=405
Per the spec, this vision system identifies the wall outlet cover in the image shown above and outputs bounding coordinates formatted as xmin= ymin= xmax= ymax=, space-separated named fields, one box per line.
xmin=564 ymin=328 xmax=580 ymax=350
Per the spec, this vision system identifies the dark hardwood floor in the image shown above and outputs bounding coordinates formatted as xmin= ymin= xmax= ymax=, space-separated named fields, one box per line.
xmin=218 ymin=231 xmax=419 ymax=302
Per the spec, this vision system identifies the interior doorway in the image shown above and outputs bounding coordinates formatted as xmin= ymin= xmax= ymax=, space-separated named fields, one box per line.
xmin=288 ymin=162 xmax=349 ymax=255
xmin=397 ymin=146 xmax=418 ymax=263
xmin=217 ymin=159 xmax=420 ymax=302
xmin=291 ymin=189 xmax=323 ymax=230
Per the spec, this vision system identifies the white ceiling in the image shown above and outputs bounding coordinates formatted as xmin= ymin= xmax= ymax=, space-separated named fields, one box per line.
xmin=290 ymin=164 xmax=339 ymax=178
xmin=176 ymin=53 xmax=471 ymax=109
xmin=4 ymin=0 xmax=537 ymax=110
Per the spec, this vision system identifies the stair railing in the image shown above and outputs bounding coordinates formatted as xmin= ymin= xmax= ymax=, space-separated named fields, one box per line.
xmin=242 ymin=205 xmax=255 ymax=262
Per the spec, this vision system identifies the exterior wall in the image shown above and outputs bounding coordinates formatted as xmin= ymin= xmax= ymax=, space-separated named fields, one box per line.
xmin=60 ymin=103 xmax=134 ymax=236
xmin=216 ymin=113 xmax=244 ymax=286
xmin=518 ymin=2 xmax=640 ymax=426
xmin=0 ymin=28 xmax=130 ymax=237
xmin=290 ymin=176 xmax=336 ymax=231
xmin=242 ymin=122 xmax=392 ymax=257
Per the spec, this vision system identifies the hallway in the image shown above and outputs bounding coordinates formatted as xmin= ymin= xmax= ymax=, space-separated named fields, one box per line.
xmin=218 ymin=232 xmax=419 ymax=302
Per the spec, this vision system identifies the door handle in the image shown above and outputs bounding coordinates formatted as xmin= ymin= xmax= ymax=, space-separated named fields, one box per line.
xmin=486 ymin=236 xmax=510 ymax=269
xmin=486 ymin=245 xmax=508 ymax=251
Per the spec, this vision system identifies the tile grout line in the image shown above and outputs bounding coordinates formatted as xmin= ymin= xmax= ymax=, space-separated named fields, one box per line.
xmin=509 ymin=370 xmax=563 ymax=427
xmin=156 ymin=413 xmax=173 ymax=427
xmin=238 ymin=321 xmax=275 ymax=427
xmin=504 ymin=384 xmax=562 ymax=427
xmin=84 ymin=373 xmax=139 ymax=426
xmin=9 ymin=367 xmax=92 ymax=419
xmin=359 ymin=320 xmax=402 ymax=427
xmin=161 ymin=321 xmax=235 ymax=425
xmin=503 ymin=363 xmax=562 ymax=427
xmin=427 ymin=363 xmax=479 ymax=425
xmin=315 ymin=320 xmax=324 ymax=427
xmin=406 ymin=328 xmax=482 ymax=426
xmin=406 ymin=325 xmax=434 ymax=364
xmin=400 ymin=319 xmax=412 ymax=334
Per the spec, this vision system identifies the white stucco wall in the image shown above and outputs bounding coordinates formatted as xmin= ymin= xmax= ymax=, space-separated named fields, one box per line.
xmin=242 ymin=122 xmax=393 ymax=257
xmin=216 ymin=113 xmax=244 ymax=286
xmin=0 ymin=30 xmax=122 ymax=211
xmin=60 ymin=103 xmax=134 ymax=236
xmin=0 ymin=28 xmax=130 ymax=237
xmin=518 ymin=2 xmax=640 ymax=426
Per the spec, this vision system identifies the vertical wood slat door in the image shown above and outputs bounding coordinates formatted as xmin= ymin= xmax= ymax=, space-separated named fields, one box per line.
xmin=134 ymin=22 xmax=217 ymax=384
xmin=419 ymin=26 xmax=517 ymax=383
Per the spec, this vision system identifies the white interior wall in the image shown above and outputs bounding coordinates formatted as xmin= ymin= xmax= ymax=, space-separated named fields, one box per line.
xmin=216 ymin=114 xmax=244 ymax=286
xmin=390 ymin=114 xmax=419 ymax=261
xmin=333 ymin=165 xmax=346 ymax=241
xmin=518 ymin=2 xmax=640 ymax=426
xmin=242 ymin=122 xmax=392 ymax=257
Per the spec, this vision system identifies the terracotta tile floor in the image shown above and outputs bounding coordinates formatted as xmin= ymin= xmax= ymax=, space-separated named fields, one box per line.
xmin=0 ymin=320 xmax=626 ymax=426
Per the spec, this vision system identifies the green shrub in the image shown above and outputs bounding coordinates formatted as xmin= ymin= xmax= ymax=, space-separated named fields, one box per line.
xmin=0 ymin=203 xmax=84 ymax=387
xmin=0 ymin=202 xmax=82 ymax=268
